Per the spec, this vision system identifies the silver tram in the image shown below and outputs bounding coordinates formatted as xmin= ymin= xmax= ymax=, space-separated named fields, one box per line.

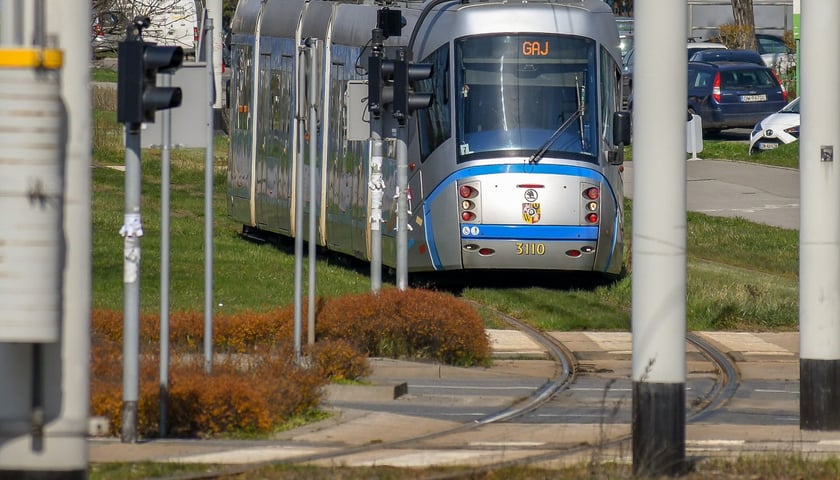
xmin=227 ymin=0 xmax=631 ymax=275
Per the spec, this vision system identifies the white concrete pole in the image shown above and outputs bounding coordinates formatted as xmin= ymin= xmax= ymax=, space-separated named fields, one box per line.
xmin=799 ymin=0 xmax=840 ymax=431
xmin=207 ymin=0 xmax=224 ymax=109
xmin=631 ymin=0 xmax=688 ymax=476
xmin=0 ymin=0 xmax=91 ymax=476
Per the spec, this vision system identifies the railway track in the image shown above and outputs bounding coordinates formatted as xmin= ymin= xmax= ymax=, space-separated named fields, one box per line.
xmin=156 ymin=305 xmax=741 ymax=479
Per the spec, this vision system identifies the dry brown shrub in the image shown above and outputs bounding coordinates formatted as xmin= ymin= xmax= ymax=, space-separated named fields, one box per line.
xmin=316 ymin=288 xmax=491 ymax=366
xmin=90 ymin=289 xmax=489 ymax=437
xmin=305 ymin=338 xmax=372 ymax=381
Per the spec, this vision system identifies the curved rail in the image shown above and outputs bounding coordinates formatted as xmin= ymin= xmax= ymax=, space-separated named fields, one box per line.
xmin=686 ymin=332 xmax=741 ymax=422
xmin=158 ymin=302 xmax=577 ymax=479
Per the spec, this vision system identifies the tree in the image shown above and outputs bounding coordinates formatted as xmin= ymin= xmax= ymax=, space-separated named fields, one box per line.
xmin=731 ymin=0 xmax=758 ymax=50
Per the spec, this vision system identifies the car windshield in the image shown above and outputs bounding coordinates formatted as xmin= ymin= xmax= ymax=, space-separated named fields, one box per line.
xmin=454 ymin=34 xmax=598 ymax=162
xmin=780 ymin=97 xmax=800 ymax=113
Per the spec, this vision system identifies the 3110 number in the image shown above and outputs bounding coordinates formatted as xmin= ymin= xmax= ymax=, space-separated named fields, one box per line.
xmin=516 ymin=243 xmax=545 ymax=255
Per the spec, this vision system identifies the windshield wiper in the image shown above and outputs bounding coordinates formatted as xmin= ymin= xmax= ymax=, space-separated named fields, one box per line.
xmin=528 ymin=78 xmax=585 ymax=165
xmin=527 ymin=105 xmax=583 ymax=165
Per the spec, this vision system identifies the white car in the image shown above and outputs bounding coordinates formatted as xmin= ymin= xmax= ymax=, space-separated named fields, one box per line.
xmin=749 ymin=97 xmax=800 ymax=155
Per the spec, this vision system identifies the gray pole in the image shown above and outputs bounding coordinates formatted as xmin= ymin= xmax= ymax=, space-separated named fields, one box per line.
xmin=207 ymin=0 xmax=224 ymax=110
xmin=55 ymin=0 xmax=92 ymax=472
xmin=370 ymin=135 xmax=384 ymax=293
xmin=121 ymin=123 xmax=143 ymax=443
xmin=395 ymin=50 xmax=408 ymax=291
xmin=159 ymin=73 xmax=172 ymax=437
xmin=307 ymin=38 xmax=318 ymax=346
xmin=293 ymin=44 xmax=306 ymax=361
xmin=203 ymin=18 xmax=215 ymax=374
xmin=395 ymin=128 xmax=408 ymax=291
xmin=631 ymin=0 xmax=687 ymax=476
xmin=799 ymin=0 xmax=840 ymax=430
xmin=369 ymin=29 xmax=385 ymax=293
xmin=1 ymin=0 xmax=23 ymax=43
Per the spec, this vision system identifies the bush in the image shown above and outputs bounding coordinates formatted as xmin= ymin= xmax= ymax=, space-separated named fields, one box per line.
xmin=316 ymin=288 xmax=492 ymax=366
xmin=90 ymin=288 xmax=492 ymax=438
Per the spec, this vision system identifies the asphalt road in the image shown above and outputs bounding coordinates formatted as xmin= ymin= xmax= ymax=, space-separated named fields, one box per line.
xmin=623 ymin=158 xmax=799 ymax=230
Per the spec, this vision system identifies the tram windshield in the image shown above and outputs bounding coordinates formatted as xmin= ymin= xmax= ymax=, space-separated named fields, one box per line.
xmin=455 ymin=34 xmax=598 ymax=162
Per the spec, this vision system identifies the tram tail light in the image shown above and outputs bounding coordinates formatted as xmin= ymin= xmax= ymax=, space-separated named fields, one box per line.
xmin=459 ymin=182 xmax=480 ymax=223
xmin=581 ymin=184 xmax=600 ymax=225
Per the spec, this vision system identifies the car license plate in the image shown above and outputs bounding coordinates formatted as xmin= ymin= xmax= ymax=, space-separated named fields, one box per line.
xmin=740 ymin=94 xmax=767 ymax=103
xmin=758 ymin=142 xmax=778 ymax=150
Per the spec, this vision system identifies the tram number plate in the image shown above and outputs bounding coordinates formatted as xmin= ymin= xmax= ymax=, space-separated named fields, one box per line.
xmin=516 ymin=242 xmax=546 ymax=255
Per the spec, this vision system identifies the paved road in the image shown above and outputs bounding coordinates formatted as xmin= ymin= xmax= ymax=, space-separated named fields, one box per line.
xmin=623 ymin=159 xmax=799 ymax=230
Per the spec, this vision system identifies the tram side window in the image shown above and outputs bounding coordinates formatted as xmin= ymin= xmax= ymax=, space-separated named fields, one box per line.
xmin=234 ymin=45 xmax=252 ymax=131
xmin=599 ymin=45 xmax=621 ymax=149
xmin=417 ymin=43 xmax=451 ymax=161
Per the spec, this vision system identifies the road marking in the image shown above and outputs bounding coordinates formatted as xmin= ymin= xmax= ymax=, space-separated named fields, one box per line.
xmin=755 ymin=388 xmax=799 ymax=394
xmin=409 ymin=385 xmax=536 ymax=391
xmin=350 ymin=449 xmax=500 ymax=467
xmin=469 ymin=441 xmax=546 ymax=447
xmin=688 ymin=440 xmax=745 ymax=446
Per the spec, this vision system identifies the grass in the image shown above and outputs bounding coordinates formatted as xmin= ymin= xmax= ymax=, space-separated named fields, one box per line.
xmin=91 ymin=107 xmax=801 ymax=331
xmin=90 ymin=454 xmax=840 ymax=479
xmin=87 ymin=67 xmax=831 ymax=480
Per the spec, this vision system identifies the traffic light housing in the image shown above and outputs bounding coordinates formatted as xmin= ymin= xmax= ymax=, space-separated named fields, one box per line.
xmin=393 ymin=60 xmax=434 ymax=125
xmin=118 ymin=39 xmax=184 ymax=124
xmin=368 ymin=56 xmax=396 ymax=119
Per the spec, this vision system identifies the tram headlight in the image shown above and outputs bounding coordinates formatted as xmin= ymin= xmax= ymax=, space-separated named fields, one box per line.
xmin=462 ymin=199 xmax=474 ymax=210
xmin=586 ymin=201 xmax=597 ymax=211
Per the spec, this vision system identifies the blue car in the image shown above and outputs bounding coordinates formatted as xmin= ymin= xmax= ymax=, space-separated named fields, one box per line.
xmin=687 ymin=61 xmax=788 ymax=132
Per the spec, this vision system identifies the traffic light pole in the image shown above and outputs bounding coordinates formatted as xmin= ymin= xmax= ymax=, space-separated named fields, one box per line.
xmin=116 ymin=16 xmax=183 ymax=442
xmin=395 ymin=123 xmax=409 ymax=291
xmin=121 ymin=122 xmax=143 ymax=444
xmin=369 ymin=28 xmax=386 ymax=293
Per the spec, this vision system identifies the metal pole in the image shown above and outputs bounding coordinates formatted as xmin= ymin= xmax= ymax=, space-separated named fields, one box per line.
xmin=369 ymin=29 xmax=385 ymax=293
xmin=307 ymin=38 xmax=318 ymax=346
xmin=395 ymin=128 xmax=408 ymax=291
xmin=799 ymin=0 xmax=840 ymax=431
xmin=159 ymin=73 xmax=173 ymax=436
xmin=206 ymin=0 xmax=224 ymax=110
xmin=293 ymin=44 xmax=306 ymax=362
xmin=203 ymin=17 xmax=215 ymax=374
xmin=632 ymin=0 xmax=687 ymax=475
xmin=54 ymin=0 xmax=92 ymax=472
xmin=121 ymin=123 xmax=143 ymax=444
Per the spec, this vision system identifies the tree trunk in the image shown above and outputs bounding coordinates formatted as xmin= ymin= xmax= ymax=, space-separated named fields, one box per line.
xmin=732 ymin=0 xmax=758 ymax=50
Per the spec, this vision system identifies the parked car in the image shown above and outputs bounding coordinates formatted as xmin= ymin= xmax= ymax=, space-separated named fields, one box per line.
xmin=622 ymin=42 xmax=727 ymax=110
xmin=686 ymin=41 xmax=727 ymax=60
xmin=755 ymin=33 xmax=795 ymax=72
xmin=687 ymin=61 xmax=788 ymax=132
xmin=688 ymin=49 xmax=764 ymax=66
xmin=749 ymin=97 xmax=800 ymax=155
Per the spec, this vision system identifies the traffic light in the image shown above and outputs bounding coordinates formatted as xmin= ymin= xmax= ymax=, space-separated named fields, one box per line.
xmin=392 ymin=60 xmax=434 ymax=125
xmin=368 ymin=56 xmax=396 ymax=119
xmin=117 ymin=39 xmax=184 ymax=124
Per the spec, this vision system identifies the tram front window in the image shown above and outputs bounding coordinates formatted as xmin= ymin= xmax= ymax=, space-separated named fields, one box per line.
xmin=455 ymin=34 xmax=598 ymax=162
